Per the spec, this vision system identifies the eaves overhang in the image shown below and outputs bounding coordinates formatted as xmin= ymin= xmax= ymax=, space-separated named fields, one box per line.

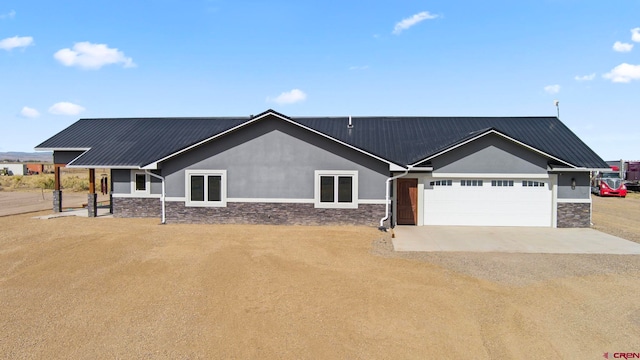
xmin=548 ymin=165 xmax=609 ymax=172
xmin=34 ymin=147 xmax=90 ymax=152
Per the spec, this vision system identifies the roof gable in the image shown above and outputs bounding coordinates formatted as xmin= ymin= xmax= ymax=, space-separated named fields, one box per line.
xmin=411 ymin=128 xmax=575 ymax=168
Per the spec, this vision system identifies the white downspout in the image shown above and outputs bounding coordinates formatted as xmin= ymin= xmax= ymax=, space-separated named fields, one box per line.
xmin=145 ymin=170 xmax=166 ymax=224
xmin=379 ymin=165 xmax=413 ymax=230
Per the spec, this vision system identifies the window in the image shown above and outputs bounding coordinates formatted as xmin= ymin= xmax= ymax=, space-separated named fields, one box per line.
xmin=522 ymin=181 xmax=545 ymax=187
xmin=491 ymin=180 xmax=514 ymax=187
xmin=461 ymin=180 xmax=483 ymax=187
xmin=315 ymin=171 xmax=358 ymax=208
xmin=186 ymin=170 xmax=226 ymax=207
xmin=430 ymin=180 xmax=452 ymax=186
xmin=132 ymin=171 xmax=149 ymax=194
xmin=135 ymin=173 xmax=146 ymax=191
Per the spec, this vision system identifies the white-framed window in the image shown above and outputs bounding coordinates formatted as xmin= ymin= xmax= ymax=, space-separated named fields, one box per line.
xmin=131 ymin=171 xmax=150 ymax=194
xmin=491 ymin=180 xmax=514 ymax=187
xmin=461 ymin=180 xmax=483 ymax=187
xmin=185 ymin=170 xmax=227 ymax=207
xmin=522 ymin=180 xmax=545 ymax=187
xmin=314 ymin=170 xmax=358 ymax=209
xmin=430 ymin=180 xmax=452 ymax=186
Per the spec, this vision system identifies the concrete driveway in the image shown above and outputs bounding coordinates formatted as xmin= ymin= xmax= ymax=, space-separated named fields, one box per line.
xmin=392 ymin=226 xmax=640 ymax=254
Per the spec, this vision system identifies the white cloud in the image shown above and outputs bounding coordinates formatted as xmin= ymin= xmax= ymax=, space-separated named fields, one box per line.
xmin=54 ymin=42 xmax=135 ymax=70
xmin=603 ymin=63 xmax=640 ymax=83
xmin=0 ymin=10 xmax=16 ymax=19
xmin=0 ymin=36 xmax=34 ymax=51
xmin=613 ymin=41 xmax=634 ymax=52
xmin=267 ymin=89 xmax=307 ymax=105
xmin=48 ymin=102 xmax=86 ymax=115
xmin=574 ymin=73 xmax=596 ymax=81
xmin=631 ymin=27 xmax=640 ymax=43
xmin=544 ymin=84 xmax=561 ymax=94
xmin=392 ymin=11 xmax=438 ymax=35
xmin=20 ymin=106 xmax=40 ymax=118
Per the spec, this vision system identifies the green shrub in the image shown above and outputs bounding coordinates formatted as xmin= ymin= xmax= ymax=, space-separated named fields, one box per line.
xmin=11 ymin=176 xmax=23 ymax=189
xmin=36 ymin=176 xmax=56 ymax=190
xmin=62 ymin=176 xmax=89 ymax=191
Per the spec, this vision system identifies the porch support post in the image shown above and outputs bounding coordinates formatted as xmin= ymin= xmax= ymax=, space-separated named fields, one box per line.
xmin=53 ymin=164 xmax=63 ymax=213
xmin=109 ymin=169 xmax=113 ymax=214
xmin=87 ymin=168 xmax=97 ymax=217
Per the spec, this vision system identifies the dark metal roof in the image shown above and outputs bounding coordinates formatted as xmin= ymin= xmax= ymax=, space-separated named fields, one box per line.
xmin=35 ymin=110 xmax=608 ymax=169
xmin=36 ymin=117 xmax=251 ymax=167
xmin=292 ymin=116 xmax=608 ymax=168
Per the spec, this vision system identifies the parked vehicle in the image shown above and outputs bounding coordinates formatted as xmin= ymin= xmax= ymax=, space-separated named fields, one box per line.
xmin=592 ymin=168 xmax=627 ymax=197
xmin=625 ymin=161 xmax=640 ymax=192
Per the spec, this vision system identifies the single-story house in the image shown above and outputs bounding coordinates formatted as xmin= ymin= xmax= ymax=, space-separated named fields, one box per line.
xmin=35 ymin=109 xmax=609 ymax=228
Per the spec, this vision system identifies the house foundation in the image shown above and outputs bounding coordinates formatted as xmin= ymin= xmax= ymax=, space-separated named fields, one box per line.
xmin=112 ymin=198 xmax=384 ymax=226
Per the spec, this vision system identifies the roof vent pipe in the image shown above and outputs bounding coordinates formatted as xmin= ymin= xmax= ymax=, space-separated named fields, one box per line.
xmin=347 ymin=116 xmax=354 ymax=129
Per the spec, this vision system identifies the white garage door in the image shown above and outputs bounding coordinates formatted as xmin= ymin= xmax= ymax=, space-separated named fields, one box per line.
xmin=423 ymin=178 xmax=553 ymax=227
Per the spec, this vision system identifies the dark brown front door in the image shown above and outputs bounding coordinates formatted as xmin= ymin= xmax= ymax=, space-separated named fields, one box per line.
xmin=397 ymin=178 xmax=418 ymax=225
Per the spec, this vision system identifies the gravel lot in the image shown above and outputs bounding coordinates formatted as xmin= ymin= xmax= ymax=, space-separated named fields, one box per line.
xmin=0 ymin=193 xmax=639 ymax=358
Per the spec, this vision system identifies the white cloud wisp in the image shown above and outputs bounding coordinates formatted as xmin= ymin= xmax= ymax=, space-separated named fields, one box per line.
xmin=0 ymin=36 xmax=33 ymax=51
xmin=603 ymin=63 xmax=640 ymax=83
xmin=544 ymin=85 xmax=561 ymax=94
xmin=267 ymin=89 xmax=307 ymax=105
xmin=575 ymin=73 xmax=596 ymax=81
xmin=393 ymin=11 xmax=438 ymax=35
xmin=0 ymin=10 xmax=16 ymax=19
xmin=631 ymin=27 xmax=640 ymax=43
xmin=48 ymin=102 xmax=86 ymax=115
xmin=613 ymin=41 xmax=634 ymax=52
xmin=54 ymin=42 xmax=135 ymax=70
xmin=20 ymin=106 xmax=40 ymax=118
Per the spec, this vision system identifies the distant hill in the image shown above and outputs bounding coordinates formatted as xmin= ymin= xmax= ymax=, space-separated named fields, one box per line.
xmin=0 ymin=152 xmax=53 ymax=163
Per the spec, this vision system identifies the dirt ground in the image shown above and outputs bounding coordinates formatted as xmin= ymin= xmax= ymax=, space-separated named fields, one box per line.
xmin=0 ymin=194 xmax=639 ymax=358
xmin=592 ymin=191 xmax=640 ymax=243
xmin=0 ymin=190 xmax=110 ymax=217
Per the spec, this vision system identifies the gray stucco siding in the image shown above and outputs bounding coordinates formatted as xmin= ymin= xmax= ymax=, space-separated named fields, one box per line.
xmin=112 ymin=169 xmax=131 ymax=194
xmin=160 ymin=116 xmax=389 ymax=200
xmin=111 ymin=169 xmax=161 ymax=195
xmin=556 ymin=172 xmax=590 ymax=199
xmin=432 ymin=134 xmax=548 ymax=174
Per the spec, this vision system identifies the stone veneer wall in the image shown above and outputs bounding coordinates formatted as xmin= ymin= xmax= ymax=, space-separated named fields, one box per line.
xmin=557 ymin=202 xmax=591 ymax=228
xmin=166 ymin=202 xmax=385 ymax=226
xmin=112 ymin=197 xmax=162 ymax=218
xmin=112 ymin=197 xmax=384 ymax=226
xmin=53 ymin=190 xmax=62 ymax=213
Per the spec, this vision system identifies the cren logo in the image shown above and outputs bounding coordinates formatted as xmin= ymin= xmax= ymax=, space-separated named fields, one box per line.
xmin=608 ymin=353 xmax=640 ymax=359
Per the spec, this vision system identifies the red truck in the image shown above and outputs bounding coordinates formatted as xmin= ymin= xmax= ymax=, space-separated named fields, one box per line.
xmin=592 ymin=166 xmax=627 ymax=197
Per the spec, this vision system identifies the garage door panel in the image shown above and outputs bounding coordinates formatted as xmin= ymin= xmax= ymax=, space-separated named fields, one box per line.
xmin=423 ymin=178 xmax=552 ymax=227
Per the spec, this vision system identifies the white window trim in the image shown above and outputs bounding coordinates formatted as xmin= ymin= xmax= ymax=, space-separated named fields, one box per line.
xmin=131 ymin=170 xmax=150 ymax=195
xmin=314 ymin=170 xmax=358 ymax=209
xmin=185 ymin=170 xmax=227 ymax=207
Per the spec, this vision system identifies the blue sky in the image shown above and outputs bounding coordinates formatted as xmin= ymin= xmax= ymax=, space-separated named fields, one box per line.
xmin=1 ymin=0 xmax=639 ymax=161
